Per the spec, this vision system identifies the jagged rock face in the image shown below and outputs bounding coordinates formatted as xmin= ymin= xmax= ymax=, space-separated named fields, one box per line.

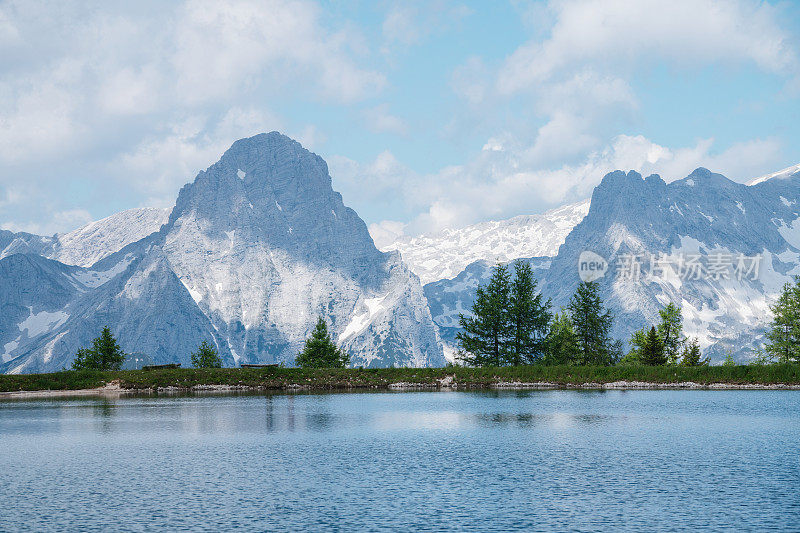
xmin=161 ymin=133 xmax=441 ymax=367
xmin=541 ymin=168 xmax=800 ymax=361
xmin=0 ymin=132 xmax=443 ymax=372
xmin=420 ymin=167 xmax=799 ymax=364
xmin=382 ymin=200 xmax=589 ymax=285
xmin=0 ymin=240 xmax=230 ymax=374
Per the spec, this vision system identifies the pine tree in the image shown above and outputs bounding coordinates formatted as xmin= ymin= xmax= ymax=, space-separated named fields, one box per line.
xmin=639 ymin=326 xmax=666 ymax=365
xmin=191 ymin=341 xmax=222 ymax=368
xmin=507 ymin=261 xmax=552 ymax=365
xmin=543 ymin=312 xmax=579 ymax=365
xmin=71 ymin=326 xmax=126 ymax=370
xmin=567 ymin=281 xmax=615 ymax=365
xmin=766 ymin=277 xmax=800 ymax=363
xmin=457 ymin=263 xmax=511 ymax=366
xmin=680 ymin=338 xmax=706 ymax=366
xmin=657 ymin=303 xmax=685 ymax=365
xmin=295 ymin=317 xmax=350 ymax=368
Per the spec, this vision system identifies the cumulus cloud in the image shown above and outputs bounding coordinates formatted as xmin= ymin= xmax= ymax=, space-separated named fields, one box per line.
xmin=367 ymin=134 xmax=786 ymax=240
xmin=114 ymin=107 xmax=287 ymax=207
xmin=381 ymin=2 xmax=472 ymax=52
xmin=0 ymin=0 xmax=384 ymax=233
xmin=497 ymin=0 xmax=797 ymax=95
xmin=329 ymin=150 xmax=414 ymax=205
xmin=368 ymin=220 xmax=407 ymax=249
xmin=362 ymin=105 xmax=408 ymax=135
xmin=405 ymin=0 xmax=797 ymax=239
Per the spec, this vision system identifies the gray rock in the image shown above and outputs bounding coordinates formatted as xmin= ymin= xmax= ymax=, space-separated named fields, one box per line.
xmin=0 ymin=132 xmax=443 ymax=372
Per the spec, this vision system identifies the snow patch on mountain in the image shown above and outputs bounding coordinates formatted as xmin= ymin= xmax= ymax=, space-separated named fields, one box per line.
xmin=748 ymin=163 xmax=800 ymax=186
xmin=52 ymin=207 xmax=170 ymax=267
xmin=18 ymin=308 xmax=70 ymax=337
xmin=379 ymin=199 xmax=589 ymax=285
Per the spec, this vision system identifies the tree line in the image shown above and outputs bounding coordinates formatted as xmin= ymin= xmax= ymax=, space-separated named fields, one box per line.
xmin=68 ymin=271 xmax=800 ymax=370
xmin=457 ymin=261 xmax=709 ymax=367
xmin=70 ymin=317 xmax=347 ymax=370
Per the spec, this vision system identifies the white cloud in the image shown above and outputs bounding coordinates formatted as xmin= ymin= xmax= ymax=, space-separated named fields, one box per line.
xmin=420 ymin=0 xmax=796 ymax=235
xmin=381 ymin=2 xmax=472 ymax=52
xmin=368 ymin=220 xmax=406 ymax=249
xmin=0 ymin=0 xmax=383 ymax=165
xmin=363 ymin=105 xmax=408 ymax=135
xmin=174 ymin=0 xmax=384 ymax=104
xmin=2 ymin=209 xmax=92 ymax=236
xmin=116 ymin=107 xmax=285 ymax=206
xmin=383 ymin=6 xmax=422 ymax=47
xmin=330 ymin=150 xmax=415 ymax=205
xmin=376 ymin=133 xmax=785 ymax=236
xmin=497 ymin=0 xmax=797 ymax=95
xmin=0 ymin=0 xmax=386 ymax=233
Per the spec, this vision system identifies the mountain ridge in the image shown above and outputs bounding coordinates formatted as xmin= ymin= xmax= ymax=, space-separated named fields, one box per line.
xmin=0 ymin=132 xmax=444 ymax=372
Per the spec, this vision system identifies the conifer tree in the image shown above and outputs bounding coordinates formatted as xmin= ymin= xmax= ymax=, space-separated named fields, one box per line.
xmin=191 ymin=341 xmax=222 ymax=368
xmin=680 ymin=338 xmax=706 ymax=366
xmin=766 ymin=277 xmax=800 ymax=363
xmin=543 ymin=312 xmax=579 ymax=365
xmin=295 ymin=317 xmax=350 ymax=368
xmin=507 ymin=261 xmax=552 ymax=365
xmin=639 ymin=326 xmax=666 ymax=365
xmin=457 ymin=263 xmax=511 ymax=366
xmin=72 ymin=326 xmax=126 ymax=370
xmin=567 ymin=281 xmax=615 ymax=365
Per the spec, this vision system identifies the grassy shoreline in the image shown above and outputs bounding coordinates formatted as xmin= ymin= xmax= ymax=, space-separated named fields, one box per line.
xmin=1 ymin=365 xmax=800 ymax=394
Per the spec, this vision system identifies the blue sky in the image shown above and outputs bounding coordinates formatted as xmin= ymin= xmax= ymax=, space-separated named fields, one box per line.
xmin=0 ymin=0 xmax=798 ymax=244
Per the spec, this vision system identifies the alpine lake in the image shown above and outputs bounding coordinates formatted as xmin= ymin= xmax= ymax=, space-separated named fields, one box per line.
xmin=1 ymin=389 xmax=799 ymax=531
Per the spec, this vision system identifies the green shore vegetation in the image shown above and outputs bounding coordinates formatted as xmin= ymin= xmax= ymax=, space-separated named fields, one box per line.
xmin=2 ymin=364 xmax=800 ymax=393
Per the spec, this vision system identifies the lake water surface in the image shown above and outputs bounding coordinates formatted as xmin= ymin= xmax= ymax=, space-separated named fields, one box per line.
xmin=2 ymin=390 xmax=800 ymax=531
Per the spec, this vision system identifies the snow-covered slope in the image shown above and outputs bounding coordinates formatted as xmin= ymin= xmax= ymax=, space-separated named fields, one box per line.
xmin=0 ymin=133 xmax=443 ymax=372
xmin=380 ymin=200 xmax=589 ymax=285
xmin=541 ymin=167 xmax=800 ymax=362
xmin=747 ymin=163 xmax=800 ymax=186
xmin=423 ymin=165 xmax=800 ymax=363
xmin=0 ymin=208 xmax=169 ymax=268
xmin=51 ymin=207 xmax=170 ymax=267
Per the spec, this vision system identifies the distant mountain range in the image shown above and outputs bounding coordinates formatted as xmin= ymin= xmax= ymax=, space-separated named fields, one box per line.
xmin=1 ymin=132 xmax=797 ymax=372
xmin=409 ymin=166 xmax=799 ymax=362
xmin=383 ymin=200 xmax=589 ymax=285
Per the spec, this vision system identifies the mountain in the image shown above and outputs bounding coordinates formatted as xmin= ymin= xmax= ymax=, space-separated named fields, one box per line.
xmin=748 ymin=163 xmax=800 ymax=186
xmin=0 ymin=133 xmax=443 ymax=373
xmin=419 ymin=166 xmax=799 ymax=363
xmin=50 ymin=208 xmax=170 ymax=267
xmin=540 ymin=167 xmax=800 ymax=361
xmin=381 ymin=200 xmax=589 ymax=285
xmin=0 ymin=207 xmax=170 ymax=267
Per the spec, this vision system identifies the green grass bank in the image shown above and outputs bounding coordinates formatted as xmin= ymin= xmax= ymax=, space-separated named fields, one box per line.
xmin=2 ymin=364 xmax=800 ymax=394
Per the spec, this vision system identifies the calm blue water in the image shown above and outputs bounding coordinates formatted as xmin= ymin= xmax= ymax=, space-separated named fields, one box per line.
xmin=1 ymin=390 xmax=799 ymax=531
